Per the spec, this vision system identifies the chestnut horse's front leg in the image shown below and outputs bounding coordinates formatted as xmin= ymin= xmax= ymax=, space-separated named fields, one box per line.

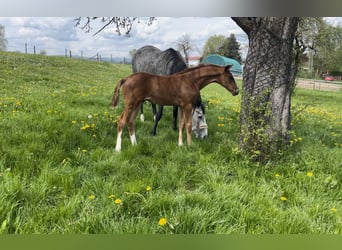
xmin=183 ymin=104 xmax=193 ymax=145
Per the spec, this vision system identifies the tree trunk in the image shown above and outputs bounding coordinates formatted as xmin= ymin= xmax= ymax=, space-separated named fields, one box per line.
xmin=232 ymin=17 xmax=299 ymax=161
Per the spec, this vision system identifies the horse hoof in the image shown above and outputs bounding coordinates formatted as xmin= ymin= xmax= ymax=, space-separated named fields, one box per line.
xmin=140 ymin=114 xmax=145 ymax=122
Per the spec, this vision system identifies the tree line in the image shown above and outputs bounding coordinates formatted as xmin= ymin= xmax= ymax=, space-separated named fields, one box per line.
xmin=0 ymin=24 xmax=7 ymax=51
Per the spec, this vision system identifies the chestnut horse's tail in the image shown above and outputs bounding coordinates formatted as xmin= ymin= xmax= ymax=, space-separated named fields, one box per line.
xmin=110 ymin=78 xmax=126 ymax=108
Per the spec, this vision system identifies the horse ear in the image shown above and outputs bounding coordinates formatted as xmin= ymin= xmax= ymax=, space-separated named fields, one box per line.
xmin=225 ymin=64 xmax=233 ymax=72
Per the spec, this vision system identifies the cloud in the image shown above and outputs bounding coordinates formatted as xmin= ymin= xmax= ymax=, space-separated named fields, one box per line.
xmin=21 ymin=18 xmax=79 ymax=42
xmin=1 ymin=17 xmax=246 ymax=58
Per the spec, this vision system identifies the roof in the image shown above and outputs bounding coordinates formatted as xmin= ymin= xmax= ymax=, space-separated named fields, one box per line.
xmin=188 ymin=56 xmax=201 ymax=61
xmin=201 ymin=54 xmax=242 ymax=76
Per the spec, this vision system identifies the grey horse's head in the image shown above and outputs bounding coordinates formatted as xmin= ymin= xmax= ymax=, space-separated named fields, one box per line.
xmin=192 ymin=105 xmax=208 ymax=139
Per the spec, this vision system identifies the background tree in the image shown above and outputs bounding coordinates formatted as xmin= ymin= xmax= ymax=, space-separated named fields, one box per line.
xmin=129 ymin=48 xmax=137 ymax=59
xmin=232 ymin=17 xmax=300 ymax=161
xmin=202 ymin=35 xmax=228 ymax=58
xmin=291 ymin=17 xmax=324 ymax=87
xmin=0 ymin=24 xmax=7 ymax=51
xmin=292 ymin=18 xmax=342 ymax=81
xmin=314 ymin=21 xmax=342 ymax=76
xmin=202 ymin=34 xmax=242 ymax=62
xmin=175 ymin=34 xmax=196 ymax=65
xmin=225 ymin=34 xmax=242 ymax=63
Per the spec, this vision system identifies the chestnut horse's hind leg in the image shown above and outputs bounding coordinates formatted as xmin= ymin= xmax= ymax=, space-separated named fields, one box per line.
xmin=115 ymin=111 xmax=128 ymax=152
xmin=115 ymin=104 xmax=138 ymax=152
xmin=128 ymin=105 xmax=140 ymax=146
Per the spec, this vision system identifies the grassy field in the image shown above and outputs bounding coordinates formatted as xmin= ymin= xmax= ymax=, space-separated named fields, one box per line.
xmin=0 ymin=52 xmax=341 ymax=233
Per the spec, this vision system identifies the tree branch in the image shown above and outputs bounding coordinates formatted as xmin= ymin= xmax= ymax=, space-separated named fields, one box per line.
xmin=231 ymin=17 xmax=256 ymax=35
xmin=74 ymin=17 xmax=156 ymax=36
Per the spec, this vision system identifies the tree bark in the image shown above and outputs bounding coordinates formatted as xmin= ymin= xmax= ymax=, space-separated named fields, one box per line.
xmin=232 ymin=17 xmax=299 ymax=161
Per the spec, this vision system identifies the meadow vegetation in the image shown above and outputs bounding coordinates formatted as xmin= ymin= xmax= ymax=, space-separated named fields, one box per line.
xmin=0 ymin=52 xmax=341 ymax=233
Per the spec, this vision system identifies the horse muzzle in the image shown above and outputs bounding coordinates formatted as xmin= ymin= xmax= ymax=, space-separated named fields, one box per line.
xmin=232 ymin=89 xmax=239 ymax=96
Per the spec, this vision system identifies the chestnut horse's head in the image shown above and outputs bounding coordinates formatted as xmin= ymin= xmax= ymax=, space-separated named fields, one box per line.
xmin=219 ymin=65 xmax=239 ymax=96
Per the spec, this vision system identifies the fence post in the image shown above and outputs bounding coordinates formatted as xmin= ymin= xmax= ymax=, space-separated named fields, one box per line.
xmin=69 ymin=50 xmax=72 ymax=58
xmin=25 ymin=43 xmax=27 ymax=54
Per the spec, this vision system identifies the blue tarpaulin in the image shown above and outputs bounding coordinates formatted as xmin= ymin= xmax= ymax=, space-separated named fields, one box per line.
xmin=201 ymin=54 xmax=243 ymax=76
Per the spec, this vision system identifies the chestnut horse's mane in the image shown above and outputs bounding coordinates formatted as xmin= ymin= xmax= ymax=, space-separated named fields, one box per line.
xmin=174 ymin=64 xmax=223 ymax=75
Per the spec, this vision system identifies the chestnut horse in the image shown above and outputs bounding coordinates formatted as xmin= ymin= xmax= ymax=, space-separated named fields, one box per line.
xmin=111 ymin=64 xmax=239 ymax=152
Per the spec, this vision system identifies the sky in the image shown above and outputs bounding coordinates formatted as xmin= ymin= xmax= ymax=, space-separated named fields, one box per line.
xmin=1 ymin=17 xmax=341 ymax=61
xmin=0 ymin=17 xmax=248 ymax=60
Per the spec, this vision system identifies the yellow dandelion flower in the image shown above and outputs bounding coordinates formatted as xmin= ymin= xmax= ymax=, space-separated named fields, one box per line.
xmin=108 ymin=194 xmax=115 ymax=199
xmin=80 ymin=124 xmax=90 ymax=130
xmin=71 ymin=120 xmax=77 ymax=124
xmin=307 ymin=171 xmax=313 ymax=177
xmin=114 ymin=198 xmax=122 ymax=205
xmin=146 ymin=186 xmax=152 ymax=191
xmin=158 ymin=217 xmax=167 ymax=226
xmin=88 ymin=195 xmax=95 ymax=200
xmin=331 ymin=208 xmax=337 ymax=212
xmin=275 ymin=173 xmax=280 ymax=178
xmin=280 ymin=196 xmax=287 ymax=201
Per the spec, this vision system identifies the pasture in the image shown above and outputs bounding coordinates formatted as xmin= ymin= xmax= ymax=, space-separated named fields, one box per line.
xmin=0 ymin=52 xmax=341 ymax=233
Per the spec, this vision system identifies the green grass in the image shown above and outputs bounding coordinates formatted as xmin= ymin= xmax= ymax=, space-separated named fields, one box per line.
xmin=0 ymin=51 xmax=341 ymax=233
